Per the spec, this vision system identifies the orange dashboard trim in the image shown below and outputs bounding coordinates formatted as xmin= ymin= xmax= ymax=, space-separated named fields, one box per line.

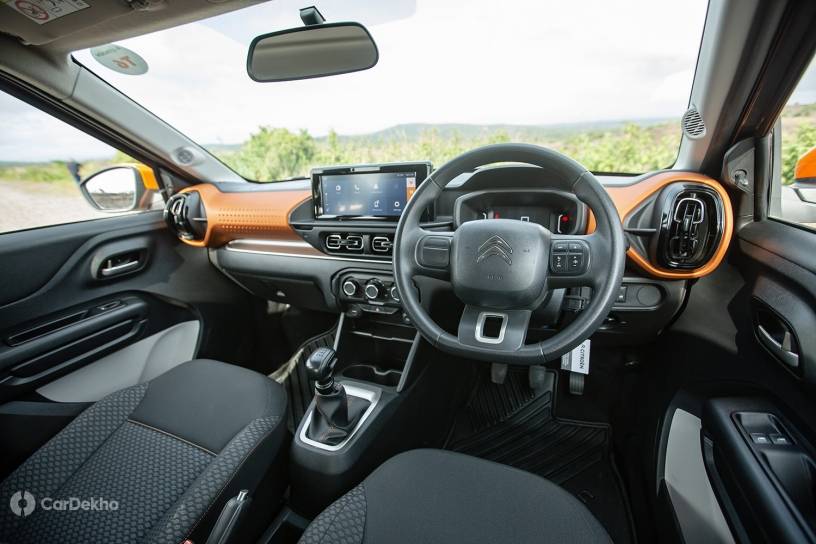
xmin=182 ymin=171 xmax=733 ymax=280
xmin=178 ymin=184 xmax=316 ymax=250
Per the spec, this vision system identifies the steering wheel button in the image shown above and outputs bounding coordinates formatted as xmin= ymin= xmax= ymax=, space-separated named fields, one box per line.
xmin=568 ymin=242 xmax=583 ymax=252
xmin=551 ymin=253 xmax=567 ymax=273
xmin=567 ymin=253 xmax=585 ymax=272
xmin=553 ymin=242 xmax=569 ymax=253
xmin=419 ymin=236 xmax=451 ymax=268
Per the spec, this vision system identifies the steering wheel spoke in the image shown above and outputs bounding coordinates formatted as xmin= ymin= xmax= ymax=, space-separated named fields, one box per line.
xmin=456 ymin=305 xmax=532 ymax=352
xmin=408 ymin=229 xmax=453 ymax=280
xmin=547 ymin=233 xmax=606 ymax=290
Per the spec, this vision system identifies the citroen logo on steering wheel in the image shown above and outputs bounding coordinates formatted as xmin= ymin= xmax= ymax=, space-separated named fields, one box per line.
xmin=476 ymin=235 xmax=513 ymax=265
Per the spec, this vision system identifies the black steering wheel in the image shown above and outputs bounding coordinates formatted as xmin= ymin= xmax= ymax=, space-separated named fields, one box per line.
xmin=393 ymin=143 xmax=626 ymax=365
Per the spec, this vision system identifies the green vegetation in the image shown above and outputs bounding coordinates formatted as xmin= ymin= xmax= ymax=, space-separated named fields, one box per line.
xmin=3 ymin=106 xmax=814 ymax=185
xmin=214 ymin=121 xmax=681 ymax=181
xmin=781 ymin=105 xmax=816 ymax=185
xmin=0 ymin=151 xmax=135 ymax=187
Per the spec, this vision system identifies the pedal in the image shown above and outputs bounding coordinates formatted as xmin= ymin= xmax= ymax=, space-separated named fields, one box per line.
xmin=490 ymin=363 xmax=508 ymax=385
xmin=568 ymin=372 xmax=585 ymax=396
xmin=528 ymin=365 xmax=552 ymax=392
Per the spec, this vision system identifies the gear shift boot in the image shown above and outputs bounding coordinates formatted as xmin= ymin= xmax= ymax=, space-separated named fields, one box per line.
xmin=304 ymin=347 xmax=372 ymax=446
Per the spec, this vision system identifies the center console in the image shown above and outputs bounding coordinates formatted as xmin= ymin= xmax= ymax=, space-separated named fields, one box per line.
xmin=290 ymin=162 xmax=432 ymax=261
xmin=289 ymin=311 xmax=422 ymax=517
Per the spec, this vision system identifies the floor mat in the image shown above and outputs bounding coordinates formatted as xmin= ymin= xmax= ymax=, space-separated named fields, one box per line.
xmin=444 ymin=368 xmax=633 ymax=544
xmin=271 ymin=326 xmax=336 ymax=432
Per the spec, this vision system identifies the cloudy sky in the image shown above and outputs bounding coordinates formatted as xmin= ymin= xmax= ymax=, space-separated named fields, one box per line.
xmin=2 ymin=0 xmax=720 ymax=162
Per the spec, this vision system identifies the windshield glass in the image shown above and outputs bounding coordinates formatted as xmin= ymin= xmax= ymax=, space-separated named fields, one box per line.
xmin=72 ymin=0 xmax=708 ymax=181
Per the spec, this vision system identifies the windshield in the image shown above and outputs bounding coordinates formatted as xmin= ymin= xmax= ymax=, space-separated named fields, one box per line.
xmin=72 ymin=0 xmax=708 ymax=181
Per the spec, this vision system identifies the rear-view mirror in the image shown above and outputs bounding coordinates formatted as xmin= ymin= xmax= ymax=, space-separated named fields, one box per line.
xmin=247 ymin=22 xmax=378 ymax=82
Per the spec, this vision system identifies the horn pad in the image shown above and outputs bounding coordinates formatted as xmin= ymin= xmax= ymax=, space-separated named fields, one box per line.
xmin=450 ymin=219 xmax=550 ymax=309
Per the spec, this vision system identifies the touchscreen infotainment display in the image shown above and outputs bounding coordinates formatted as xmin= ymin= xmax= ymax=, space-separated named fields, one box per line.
xmin=319 ymin=171 xmax=418 ymax=218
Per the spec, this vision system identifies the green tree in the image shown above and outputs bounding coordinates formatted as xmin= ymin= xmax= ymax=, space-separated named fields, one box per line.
xmin=228 ymin=127 xmax=316 ymax=181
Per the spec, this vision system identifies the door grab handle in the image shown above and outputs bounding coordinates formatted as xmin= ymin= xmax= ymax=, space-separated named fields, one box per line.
xmin=100 ymin=259 xmax=140 ymax=277
xmin=757 ymin=324 xmax=799 ymax=368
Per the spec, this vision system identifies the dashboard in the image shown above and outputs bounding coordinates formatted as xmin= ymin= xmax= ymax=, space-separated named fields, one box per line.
xmin=162 ymin=161 xmax=733 ymax=345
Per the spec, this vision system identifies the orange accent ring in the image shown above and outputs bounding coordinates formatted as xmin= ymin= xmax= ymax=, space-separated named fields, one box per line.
xmin=596 ymin=171 xmax=733 ymax=279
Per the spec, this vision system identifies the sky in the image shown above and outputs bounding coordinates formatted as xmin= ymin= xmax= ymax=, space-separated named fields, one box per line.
xmin=2 ymin=0 xmax=720 ymax=162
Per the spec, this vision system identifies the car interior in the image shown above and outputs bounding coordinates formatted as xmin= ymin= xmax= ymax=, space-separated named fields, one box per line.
xmin=1 ymin=0 xmax=816 ymax=543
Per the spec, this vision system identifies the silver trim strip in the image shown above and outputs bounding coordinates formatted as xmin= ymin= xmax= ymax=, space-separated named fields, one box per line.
xmin=225 ymin=239 xmax=393 ymax=265
xmin=298 ymin=382 xmax=381 ymax=451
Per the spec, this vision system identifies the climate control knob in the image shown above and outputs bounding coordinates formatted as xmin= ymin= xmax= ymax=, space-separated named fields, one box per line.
xmin=342 ymin=279 xmax=360 ymax=297
xmin=389 ymin=285 xmax=400 ymax=302
xmin=364 ymin=279 xmax=384 ymax=300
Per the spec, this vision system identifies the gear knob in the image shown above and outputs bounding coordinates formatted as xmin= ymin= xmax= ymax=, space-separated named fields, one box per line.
xmin=306 ymin=347 xmax=338 ymax=391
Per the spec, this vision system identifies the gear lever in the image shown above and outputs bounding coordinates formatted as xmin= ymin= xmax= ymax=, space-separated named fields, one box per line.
xmin=305 ymin=347 xmax=369 ymax=446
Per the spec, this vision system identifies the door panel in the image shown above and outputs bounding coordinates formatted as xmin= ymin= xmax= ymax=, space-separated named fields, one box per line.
xmin=695 ymin=218 xmax=816 ymax=543
xmin=0 ymin=210 xmax=260 ymax=477
xmin=36 ymin=319 xmax=200 ymax=403
xmin=738 ymin=220 xmax=816 ymax=385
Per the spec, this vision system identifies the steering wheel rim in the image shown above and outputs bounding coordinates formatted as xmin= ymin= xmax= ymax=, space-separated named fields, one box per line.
xmin=393 ymin=143 xmax=626 ymax=365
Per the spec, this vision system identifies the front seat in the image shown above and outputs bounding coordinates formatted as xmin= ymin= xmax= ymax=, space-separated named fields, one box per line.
xmin=0 ymin=359 xmax=288 ymax=544
xmin=299 ymin=449 xmax=611 ymax=544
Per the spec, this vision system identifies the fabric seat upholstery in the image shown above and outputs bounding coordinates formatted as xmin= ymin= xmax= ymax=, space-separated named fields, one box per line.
xmin=299 ymin=449 xmax=611 ymax=544
xmin=0 ymin=359 xmax=288 ymax=544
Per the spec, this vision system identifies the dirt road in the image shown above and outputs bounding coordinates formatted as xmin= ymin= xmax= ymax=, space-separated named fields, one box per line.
xmin=0 ymin=180 xmax=111 ymax=234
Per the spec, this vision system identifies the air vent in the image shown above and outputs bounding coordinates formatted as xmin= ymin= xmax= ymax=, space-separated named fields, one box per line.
xmin=164 ymin=192 xmax=208 ymax=241
xmin=371 ymin=235 xmax=394 ymax=254
xmin=653 ymin=184 xmax=723 ymax=269
xmin=681 ymin=105 xmax=706 ymax=139
xmin=323 ymin=233 xmax=363 ymax=252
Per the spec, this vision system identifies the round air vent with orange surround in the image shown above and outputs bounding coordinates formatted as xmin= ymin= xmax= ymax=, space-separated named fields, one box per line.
xmin=172 ymin=183 xmax=311 ymax=248
xmin=604 ymin=171 xmax=734 ymax=279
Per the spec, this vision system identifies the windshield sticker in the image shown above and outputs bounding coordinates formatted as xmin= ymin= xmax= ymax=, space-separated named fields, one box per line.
xmin=90 ymin=44 xmax=149 ymax=76
xmin=3 ymin=0 xmax=88 ymax=25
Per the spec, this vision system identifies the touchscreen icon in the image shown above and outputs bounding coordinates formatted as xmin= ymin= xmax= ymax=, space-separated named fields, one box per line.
xmin=335 ymin=185 xmax=341 ymax=192
xmin=394 ymin=201 xmax=401 ymax=208
xmin=354 ymin=184 xmax=360 ymax=192
xmin=373 ymin=200 xmax=381 ymax=208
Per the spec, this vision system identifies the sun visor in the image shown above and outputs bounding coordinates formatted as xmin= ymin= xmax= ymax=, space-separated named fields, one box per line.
xmin=0 ymin=1 xmax=133 ymax=46
xmin=0 ymin=0 xmax=263 ymax=51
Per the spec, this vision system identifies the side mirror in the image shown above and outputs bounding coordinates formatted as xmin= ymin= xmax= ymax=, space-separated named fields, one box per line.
xmin=793 ymin=146 xmax=816 ymax=205
xmin=247 ymin=22 xmax=378 ymax=82
xmin=79 ymin=165 xmax=156 ymax=212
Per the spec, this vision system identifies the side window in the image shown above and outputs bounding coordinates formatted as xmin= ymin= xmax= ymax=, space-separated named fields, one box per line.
xmin=0 ymin=91 xmax=163 ymax=235
xmin=772 ymin=58 xmax=816 ymax=229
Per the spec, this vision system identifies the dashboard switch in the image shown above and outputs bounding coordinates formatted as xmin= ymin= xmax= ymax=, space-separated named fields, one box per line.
xmin=750 ymin=433 xmax=770 ymax=445
xmin=769 ymin=433 xmax=790 ymax=446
